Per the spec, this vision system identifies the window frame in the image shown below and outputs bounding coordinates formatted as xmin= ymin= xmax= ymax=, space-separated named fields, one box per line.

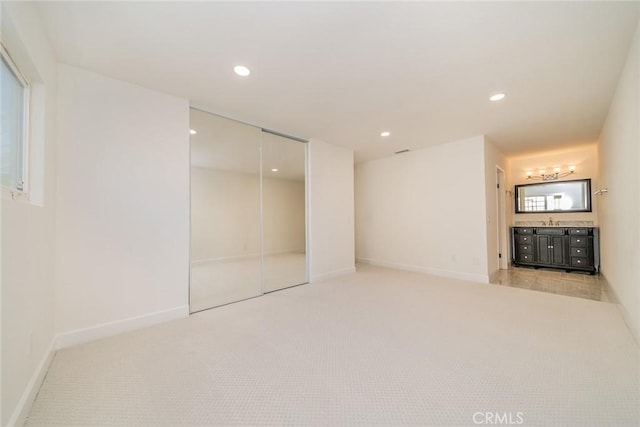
xmin=1 ymin=42 xmax=31 ymax=200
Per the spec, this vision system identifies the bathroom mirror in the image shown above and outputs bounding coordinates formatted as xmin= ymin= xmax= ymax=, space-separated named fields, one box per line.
xmin=515 ymin=179 xmax=591 ymax=214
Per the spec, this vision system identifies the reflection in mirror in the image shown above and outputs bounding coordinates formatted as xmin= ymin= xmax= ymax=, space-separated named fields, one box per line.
xmin=515 ymin=179 xmax=591 ymax=214
xmin=190 ymin=109 xmax=262 ymax=312
xmin=261 ymin=131 xmax=307 ymax=292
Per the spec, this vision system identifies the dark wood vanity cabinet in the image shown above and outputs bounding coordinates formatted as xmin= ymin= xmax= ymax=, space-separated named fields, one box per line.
xmin=536 ymin=233 xmax=566 ymax=266
xmin=511 ymin=227 xmax=599 ymax=273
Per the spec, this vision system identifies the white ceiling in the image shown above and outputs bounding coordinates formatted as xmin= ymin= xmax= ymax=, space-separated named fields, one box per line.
xmin=36 ymin=1 xmax=639 ymax=163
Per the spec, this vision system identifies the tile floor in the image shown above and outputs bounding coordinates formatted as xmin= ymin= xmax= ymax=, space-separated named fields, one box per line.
xmin=491 ymin=266 xmax=610 ymax=302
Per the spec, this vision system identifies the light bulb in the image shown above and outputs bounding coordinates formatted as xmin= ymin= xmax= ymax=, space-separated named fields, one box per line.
xmin=234 ymin=65 xmax=251 ymax=76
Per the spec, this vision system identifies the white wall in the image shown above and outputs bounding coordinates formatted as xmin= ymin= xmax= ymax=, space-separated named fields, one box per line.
xmin=597 ymin=21 xmax=640 ymax=342
xmin=308 ymin=140 xmax=355 ymax=281
xmin=1 ymin=2 xmax=57 ymax=425
xmin=355 ymin=136 xmax=489 ymax=283
xmin=55 ymin=64 xmax=190 ymax=345
xmin=508 ymin=144 xmax=599 ymax=225
xmin=191 ymin=167 xmax=305 ymax=261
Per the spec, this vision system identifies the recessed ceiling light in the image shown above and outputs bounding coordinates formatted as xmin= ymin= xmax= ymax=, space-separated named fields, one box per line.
xmin=489 ymin=93 xmax=506 ymax=101
xmin=234 ymin=65 xmax=251 ymax=77
xmin=190 ymin=129 xmax=197 ymax=135
xmin=380 ymin=131 xmax=391 ymax=137
xmin=271 ymin=168 xmax=278 ymax=172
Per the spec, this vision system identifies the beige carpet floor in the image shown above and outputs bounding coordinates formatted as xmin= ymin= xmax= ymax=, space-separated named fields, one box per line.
xmin=26 ymin=265 xmax=639 ymax=426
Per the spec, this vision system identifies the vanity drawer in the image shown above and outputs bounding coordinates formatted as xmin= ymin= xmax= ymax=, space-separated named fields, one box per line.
xmin=569 ymin=228 xmax=588 ymax=235
xmin=518 ymin=253 xmax=534 ymax=263
xmin=570 ymin=247 xmax=588 ymax=257
xmin=515 ymin=228 xmax=533 ymax=234
xmin=570 ymin=236 xmax=587 ymax=247
xmin=518 ymin=235 xmax=533 ymax=244
xmin=519 ymin=244 xmax=533 ymax=254
xmin=537 ymin=227 xmax=565 ymax=235
xmin=570 ymin=257 xmax=589 ymax=268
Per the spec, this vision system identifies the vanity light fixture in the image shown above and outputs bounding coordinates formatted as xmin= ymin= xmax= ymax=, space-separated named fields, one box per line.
xmin=271 ymin=168 xmax=279 ymax=172
xmin=526 ymin=165 xmax=575 ymax=181
xmin=190 ymin=129 xmax=197 ymax=135
xmin=489 ymin=93 xmax=506 ymax=101
xmin=234 ymin=65 xmax=251 ymax=77
xmin=380 ymin=131 xmax=391 ymax=137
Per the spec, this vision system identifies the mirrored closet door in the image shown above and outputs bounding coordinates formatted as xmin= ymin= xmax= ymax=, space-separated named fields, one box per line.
xmin=189 ymin=109 xmax=307 ymax=312
xmin=261 ymin=131 xmax=307 ymax=293
xmin=189 ymin=109 xmax=263 ymax=312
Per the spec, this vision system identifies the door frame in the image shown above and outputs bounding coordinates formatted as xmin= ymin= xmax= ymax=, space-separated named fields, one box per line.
xmin=496 ymin=166 xmax=509 ymax=270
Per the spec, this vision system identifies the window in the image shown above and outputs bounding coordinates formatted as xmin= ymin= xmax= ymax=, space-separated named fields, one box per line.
xmin=524 ymin=196 xmax=546 ymax=212
xmin=1 ymin=43 xmax=30 ymax=197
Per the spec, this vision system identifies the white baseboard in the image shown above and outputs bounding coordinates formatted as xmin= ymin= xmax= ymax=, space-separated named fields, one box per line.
xmin=356 ymin=258 xmax=489 ymax=284
xmin=7 ymin=338 xmax=57 ymax=427
xmin=310 ymin=266 xmax=356 ymax=283
xmin=192 ymin=250 xmax=306 ymax=265
xmin=191 ymin=254 xmax=261 ymax=265
xmin=56 ymin=305 xmax=189 ymax=350
xmin=7 ymin=306 xmax=190 ymax=426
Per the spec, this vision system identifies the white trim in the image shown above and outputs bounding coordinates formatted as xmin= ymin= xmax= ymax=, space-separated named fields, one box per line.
xmin=1 ymin=42 xmax=31 ymax=197
xmin=310 ymin=266 xmax=356 ymax=283
xmin=56 ymin=306 xmax=189 ymax=350
xmin=191 ymin=253 xmax=262 ymax=265
xmin=191 ymin=250 xmax=306 ymax=266
xmin=304 ymin=140 xmax=310 ymax=285
xmin=356 ymin=258 xmax=490 ymax=284
xmin=496 ymin=165 xmax=509 ymax=270
xmin=8 ymin=306 xmax=190 ymax=425
xmin=7 ymin=338 xmax=56 ymax=427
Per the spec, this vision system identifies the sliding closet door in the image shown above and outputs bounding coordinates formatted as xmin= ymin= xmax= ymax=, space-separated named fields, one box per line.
xmin=261 ymin=131 xmax=308 ymax=292
xmin=189 ymin=109 xmax=262 ymax=312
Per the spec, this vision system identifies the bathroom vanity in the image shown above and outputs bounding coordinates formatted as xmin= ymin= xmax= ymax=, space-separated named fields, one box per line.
xmin=511 ymin=227 xmax=599 ymax=274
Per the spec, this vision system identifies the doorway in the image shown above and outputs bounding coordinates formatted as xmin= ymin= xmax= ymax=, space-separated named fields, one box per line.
xmin=496 ymin=167 xmax=508 ymax=270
